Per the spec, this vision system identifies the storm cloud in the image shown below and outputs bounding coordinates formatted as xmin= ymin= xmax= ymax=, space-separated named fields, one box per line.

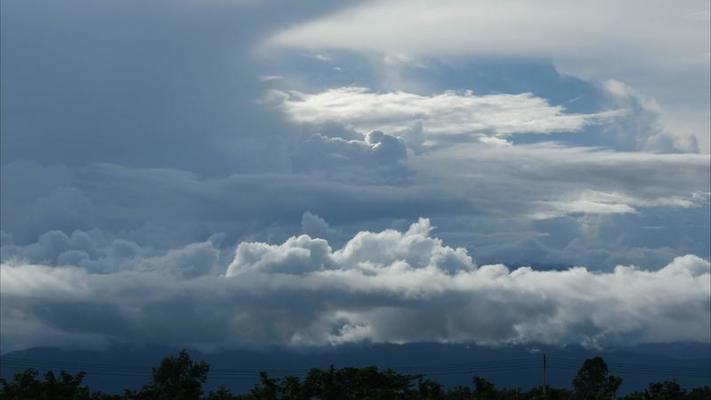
xmin=1 ymin=0 xmax=709 ymax=354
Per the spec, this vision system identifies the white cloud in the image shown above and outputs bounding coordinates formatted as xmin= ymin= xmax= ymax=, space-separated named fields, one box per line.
xmin=268 ymin=0 xmax=709 ymax=68
xmin=2 ymin=219 xmax=709 ymax=351
xmin=227 ymin=218 xmax=474 ymax=276
xmin=266 ymin=0 xmax=710 ymax=152
xmin=279 ymin=87 xmax=621 ymax=145
xmin=531 ymin=190 xmax=698 ymax=220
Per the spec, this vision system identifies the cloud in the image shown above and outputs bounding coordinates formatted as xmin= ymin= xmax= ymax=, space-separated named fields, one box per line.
xmin=265 ymin=0 xmax=710 ymax=152
xmin=2 ymin=0 xmax=708 ymax=355
xmin=268 ymin=0 xmax=709 ymax=67
xmin=0 ymin=0 xmax=300 ymax=175
xmin=530 ymin=190 xmax=698 ymax=220
xmin=405 ymin=143 xmax=710 ymax=266
xmin=279 ymin=87 xmax=621 ymax=146
xmin=2 ymin=219 xmax=709 ymax=352
xmin=2 ymin=140 xmax=707 ymax=271
xmin=227 ymin=218 xmax=473 ymax=276
xmin=291 ymin=130 xmax=408 ymax=176
xmin=275 ymin=82 xmax=696 ymax=154
xmin=301 ymin=211 xmax=340 ymax=243
xmin=599 ymin=80 xmax=700 ymax=153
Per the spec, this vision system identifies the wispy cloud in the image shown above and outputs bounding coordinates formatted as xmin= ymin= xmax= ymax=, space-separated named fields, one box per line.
xmin=279 ymin=87 xmax=622 ymax=143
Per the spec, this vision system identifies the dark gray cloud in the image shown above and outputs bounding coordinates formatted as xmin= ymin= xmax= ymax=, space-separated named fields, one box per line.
xmin=0 ymin=0 xmax=353 ymax=174
xmin=292 ymin=131 xmax=407 ymax=173
xmin=3 ymin=141 xmax=707 ymax=270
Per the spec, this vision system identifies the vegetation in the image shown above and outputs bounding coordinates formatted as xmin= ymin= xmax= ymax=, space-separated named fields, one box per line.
xmin=1 ymin=351 xmax=708 ymax=400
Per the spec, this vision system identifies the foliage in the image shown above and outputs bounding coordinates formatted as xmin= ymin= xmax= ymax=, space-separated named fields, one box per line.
xmin=572 ymin=357 xmax=623 ymax=400
xmin=620 ymin=381 xmax=711 ymax=400
xmin=1 ymin=353 xmax=709 ymax=400
xmin=0 ymin=368 xmax=90 ymax=400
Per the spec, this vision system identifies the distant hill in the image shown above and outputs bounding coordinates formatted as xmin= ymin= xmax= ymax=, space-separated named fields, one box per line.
xmin=1 ymin=342 xmax=709 ymax=395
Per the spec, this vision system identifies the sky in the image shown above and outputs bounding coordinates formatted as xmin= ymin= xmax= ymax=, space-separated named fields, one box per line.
xmin=1 ymin=0 xmax=709 ymax=353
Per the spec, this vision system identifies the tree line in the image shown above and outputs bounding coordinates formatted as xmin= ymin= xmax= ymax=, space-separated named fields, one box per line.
xmin=1 ymin=350 xmax=709 ymax=400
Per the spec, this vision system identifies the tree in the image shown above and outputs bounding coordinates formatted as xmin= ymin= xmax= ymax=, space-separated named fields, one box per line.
xmin=249 ymin=371 xmax=281 ymax=400
xmin=0 ymin=368 xmax=44 ymax=400
xmin=645 ymin=381 xmax=686 ymax=400
xmin=686 ymin=386 xmax=711 ymax=400
xmin=3 ymin=353 xmax=710 ymax=400
xmin=136 ymin=349 xmax=210 ymax=400
xmin=572 ymin=357 xmax=622 ymax=400
xmin=415 ymin=377 xmax=445 ymax=399
xmin=444 ymin=386 xmax=474 ymax=400
xmin=206 ymin=385 xmax=244 ymax=400
xmin=298 ymin=365 xmax=417 ymax=400
xmin=473 ymin=376 xmax=498 ymax=400
xmin=0 ymin=368 xmax=91 ymax=400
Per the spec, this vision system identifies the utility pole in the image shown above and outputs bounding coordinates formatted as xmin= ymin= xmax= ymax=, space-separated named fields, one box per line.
xmin=543 ymin=353 xmax=548 ymax=399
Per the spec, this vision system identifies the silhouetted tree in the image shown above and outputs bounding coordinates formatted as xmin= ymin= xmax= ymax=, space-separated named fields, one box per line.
xmin=300 ymin=365 xmax=417 ymax=400
xmin=415 ymin=376 xmax=445 ymax=399
xmin=0 ymin=369 xmax=44 ymax=400
xmin=206 ymin=385 xmax=246 ymax=400
xmin=279 ymin=375 xmax=304 ymax=400
xmin=473 ymin=376 xmax=498 ymax=400
xmin=0 ymin=368 xmax=90 ymax=400
xmin=445 ymin=385 xmax=474 ymax=400
xmin=645 ymin=381 xmax=686 ymax=400
xmin=3 ymin=353 xmax=710 ymax=400
xmin=619 ymin=380 xmax=700 ymax=400
xmin=250 ymin=371 xmax=280 ymax=400
xmin=134 ymin=349 xmax=209 ymax=400
xmin=572 ymin=357 xmax=622 ymax=400
xmin=685 ymin=386 xmax=711 ymax=400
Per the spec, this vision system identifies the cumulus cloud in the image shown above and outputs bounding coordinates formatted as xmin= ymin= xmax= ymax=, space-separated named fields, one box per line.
xmin=279 ymin=87 xmax=621 ymax=146
xmin=599 ymin=80 xmax=700 ymax=153
xmin=0 ymin=228 xmax=225 ymax=278
xmin=2 ymin=141 xmax=708 ymax=270
xmin=301 ymin=211 xmax=340 ymax=243
xmin=227 ymin=218 xmax=473 ymax=276
xmin=2 ymin=0 xmax=708 ymax=356
xmin=2 ymin=219 xmax=709 ymax=352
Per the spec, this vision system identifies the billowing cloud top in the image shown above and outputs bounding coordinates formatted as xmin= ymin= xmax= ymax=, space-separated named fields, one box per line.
xmin=2 ymin=219 xmax=709 ymax=351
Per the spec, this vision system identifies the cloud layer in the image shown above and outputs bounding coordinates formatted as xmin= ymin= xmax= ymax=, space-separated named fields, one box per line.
xmin=279 ymin=87 xmax=621 ymax=143
xmin=267 ymin=0 xmax=710 ymax=152
xmin=2 ymin=219 xmax=709 ymax=352
xmin=269 ymin=0 xmax=709 ymax=65
xmin=3 ymin=141 xmax=708 ymax=271
xmin=2 ymin=0 xmax=709 ymax=354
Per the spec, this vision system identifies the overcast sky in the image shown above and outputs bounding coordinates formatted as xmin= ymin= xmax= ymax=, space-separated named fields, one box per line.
xmin=1 ymin=0 xmax=709 ymax=353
